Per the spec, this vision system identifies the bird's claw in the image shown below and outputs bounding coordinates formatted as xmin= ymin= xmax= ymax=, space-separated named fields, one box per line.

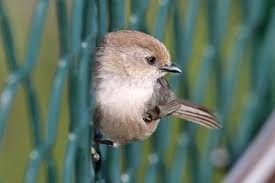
xmin=143 ymin=107 xmax=160 ymax=122
xmin=91 ymin=147 xmax=100 ymax=162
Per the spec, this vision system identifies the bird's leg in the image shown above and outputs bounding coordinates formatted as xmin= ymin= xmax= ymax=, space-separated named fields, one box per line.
xmin=94 ymin=138 xmax=114 ymax=146
xmin=143 ymin=113 xmax=153 ymax=122
xmin=143 ymin=106 xmax=160 ymax=122
xmin=91 ymin=146 xmax=100 ymax=161
xmin=94 ymin=128 xmax=115 ymax=147
xmin=92 ymin=144 xmax=102 ymax=173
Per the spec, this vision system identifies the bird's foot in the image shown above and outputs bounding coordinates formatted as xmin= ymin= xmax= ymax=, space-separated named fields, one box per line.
xmin=91 ymin=147 xmax=100 ymax=162
xmin=143 ymin=107 xmax=160 ymax=122
xmin=143 ymin=113 xmax=153 ymax=122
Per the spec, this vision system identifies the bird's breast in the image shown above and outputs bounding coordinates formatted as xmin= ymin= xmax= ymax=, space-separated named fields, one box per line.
xmin=95 ymin=79 xmax=159 ymax=145
xmin=97 ymin=80 xmax=154 ymax=117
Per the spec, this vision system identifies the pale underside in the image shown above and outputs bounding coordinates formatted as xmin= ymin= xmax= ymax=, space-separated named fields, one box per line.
xmin=95 ymin=78 xmax=160 ymax=146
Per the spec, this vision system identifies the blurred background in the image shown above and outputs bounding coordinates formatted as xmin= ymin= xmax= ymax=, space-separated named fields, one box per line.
xmin=0 ymin=0 xmax=275 ymax=182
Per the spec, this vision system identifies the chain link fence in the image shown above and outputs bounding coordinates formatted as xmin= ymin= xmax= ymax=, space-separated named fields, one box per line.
xmin=0 ymin=0 xmax=275 ymax=182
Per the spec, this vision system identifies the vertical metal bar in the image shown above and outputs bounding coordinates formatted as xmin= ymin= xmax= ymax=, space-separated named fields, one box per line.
xmin=109 ymin=0 xmax=125 ymax=31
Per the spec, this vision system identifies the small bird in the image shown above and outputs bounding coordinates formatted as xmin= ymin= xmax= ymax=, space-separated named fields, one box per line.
xmin=93 ymin=30 xmax=220 ymax=147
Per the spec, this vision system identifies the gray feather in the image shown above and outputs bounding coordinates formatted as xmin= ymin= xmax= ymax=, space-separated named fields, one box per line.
xmin=145 ymin=77 xmax=221 ymax=129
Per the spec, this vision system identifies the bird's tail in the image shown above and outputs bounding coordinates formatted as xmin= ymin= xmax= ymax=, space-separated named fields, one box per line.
xmin=171 ymin=100 xmax=221 ymax=129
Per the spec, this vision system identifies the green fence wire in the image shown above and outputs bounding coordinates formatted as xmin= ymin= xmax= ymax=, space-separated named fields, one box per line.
xmin=0 ymin=0 xmax=274 ymax=182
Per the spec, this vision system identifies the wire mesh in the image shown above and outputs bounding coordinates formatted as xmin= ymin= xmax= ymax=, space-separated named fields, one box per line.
xmin=0 ymin=0 xmax=274 ymax=182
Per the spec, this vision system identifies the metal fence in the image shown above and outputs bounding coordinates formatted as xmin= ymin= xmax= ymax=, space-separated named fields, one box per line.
xmin=0 ymin=0 xmax=274 ymax=182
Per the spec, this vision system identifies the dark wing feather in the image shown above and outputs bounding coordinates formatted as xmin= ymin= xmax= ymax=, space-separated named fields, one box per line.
xmin=144 ymin=77 xmax=180 ymax=120
xmin=171 ymin=100 xmax=221 ymax=129
xmin=145 ymin=77 xmax=221 ymax=129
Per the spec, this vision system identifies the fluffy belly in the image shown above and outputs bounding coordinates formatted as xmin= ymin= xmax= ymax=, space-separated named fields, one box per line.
xmin=97 ymin=81 xmax=154 ymax=120
xmin=95 ymin=80 xmax=157 ymax=145
xmin=99 ymin=114 xmax=160 ymax=146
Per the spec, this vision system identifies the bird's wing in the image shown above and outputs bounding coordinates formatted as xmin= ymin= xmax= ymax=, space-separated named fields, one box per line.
xmin=170 ymin=99 xmax=221 ymax=129
xmin=145 ymin=77 xmax=221 ymax=129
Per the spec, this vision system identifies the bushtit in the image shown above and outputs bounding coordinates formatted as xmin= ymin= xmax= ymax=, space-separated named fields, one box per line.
xmin=93 ymin=30 xmax=220 ymax=147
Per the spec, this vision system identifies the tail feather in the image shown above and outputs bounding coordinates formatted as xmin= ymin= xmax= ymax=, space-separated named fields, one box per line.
xmin=171 ymin=100 xmax=221 ymax=129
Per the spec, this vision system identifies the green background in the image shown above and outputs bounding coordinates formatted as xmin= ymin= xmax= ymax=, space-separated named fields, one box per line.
xmin=1 ymin=0 xmax=275 ymax=182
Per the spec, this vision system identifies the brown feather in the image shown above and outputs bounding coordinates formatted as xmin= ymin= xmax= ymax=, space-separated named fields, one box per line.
xmin=171 ymin=100 xmax=221 ymax=129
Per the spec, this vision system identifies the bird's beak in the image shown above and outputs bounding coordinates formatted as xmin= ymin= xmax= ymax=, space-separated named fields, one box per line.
xmin=161 ymin=63 xmax=182 ymax=73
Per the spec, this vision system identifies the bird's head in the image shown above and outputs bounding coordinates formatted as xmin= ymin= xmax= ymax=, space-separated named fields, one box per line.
xmin=95 ymin=30 xmax=181 ymax=83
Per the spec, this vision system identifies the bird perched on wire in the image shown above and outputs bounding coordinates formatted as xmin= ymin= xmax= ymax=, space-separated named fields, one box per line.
xmin=93 ymin=30 xmax=221 ymax=147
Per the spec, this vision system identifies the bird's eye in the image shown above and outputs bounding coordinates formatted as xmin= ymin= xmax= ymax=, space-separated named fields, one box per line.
xmin=146 ymin=56 xmax=156 ymax=65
